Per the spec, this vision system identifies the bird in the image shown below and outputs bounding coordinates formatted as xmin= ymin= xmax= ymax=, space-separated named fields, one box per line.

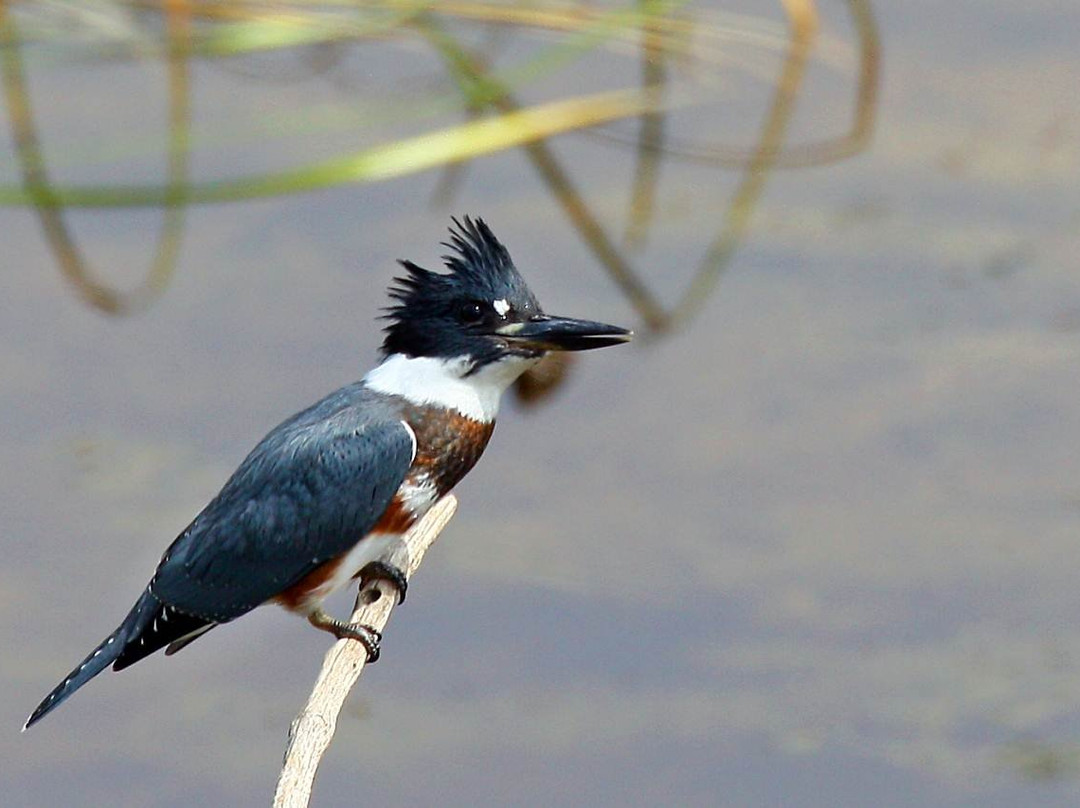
xmin=23 ymin=216 xmax=631 ymax=730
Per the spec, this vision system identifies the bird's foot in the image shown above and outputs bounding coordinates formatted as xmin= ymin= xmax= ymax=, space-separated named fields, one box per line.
xmin=360 ymin=559 xmax=409 ymax=604
xmin=336 ymin=622 xmax=382 ymax=663
xmin=307 ymin=609 xmax=382 ymax=662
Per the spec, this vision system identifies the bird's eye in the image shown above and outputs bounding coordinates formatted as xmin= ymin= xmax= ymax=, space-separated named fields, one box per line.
xmin=458 ymin=301 xmax=486 ymax=323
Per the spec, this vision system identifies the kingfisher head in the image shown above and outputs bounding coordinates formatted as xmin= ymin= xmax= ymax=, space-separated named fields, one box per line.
xmin=381 ymin=217 xmax=631 ymax=370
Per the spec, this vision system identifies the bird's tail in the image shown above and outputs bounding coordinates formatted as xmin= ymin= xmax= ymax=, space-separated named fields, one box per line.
xmin=22 ymin=588 xmax=158 ymax=731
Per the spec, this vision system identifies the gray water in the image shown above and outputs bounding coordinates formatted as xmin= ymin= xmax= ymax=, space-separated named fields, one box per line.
xmin=4 ymin=2 xmax=1080 ymax=805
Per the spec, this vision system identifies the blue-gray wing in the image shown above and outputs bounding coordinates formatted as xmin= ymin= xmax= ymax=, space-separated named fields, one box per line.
xmin=150 ymin=385 xmax=414 ymax=621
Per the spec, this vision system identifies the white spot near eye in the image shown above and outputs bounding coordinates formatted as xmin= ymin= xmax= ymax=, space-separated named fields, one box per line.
xmin=493 ymin=298 xmax=510 ymax=317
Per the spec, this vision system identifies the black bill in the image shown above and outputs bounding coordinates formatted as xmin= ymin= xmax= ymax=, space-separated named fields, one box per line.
xmin=496 ymin=315 xmax=632 ymax=352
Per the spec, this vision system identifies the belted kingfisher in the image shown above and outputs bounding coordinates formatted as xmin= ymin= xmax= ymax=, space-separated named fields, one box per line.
xmin=24 ymin=217 xmax=630 ymax=730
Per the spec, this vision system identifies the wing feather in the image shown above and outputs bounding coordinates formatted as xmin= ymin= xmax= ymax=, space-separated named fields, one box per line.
xmin=150 ymin=385 xmax=414 ymax=621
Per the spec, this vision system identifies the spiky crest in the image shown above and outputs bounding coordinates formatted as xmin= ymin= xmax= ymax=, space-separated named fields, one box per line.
xmin=380 ymin=217 xmax=539 ymax=359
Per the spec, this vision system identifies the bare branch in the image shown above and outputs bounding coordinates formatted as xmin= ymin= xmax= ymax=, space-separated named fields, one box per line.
xmin=273 ymin=494 xmax=459 ymax=808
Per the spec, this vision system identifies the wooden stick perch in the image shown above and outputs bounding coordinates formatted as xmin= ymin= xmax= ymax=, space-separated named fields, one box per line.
xmin=273 ymin=494 xmax=458 ymax=808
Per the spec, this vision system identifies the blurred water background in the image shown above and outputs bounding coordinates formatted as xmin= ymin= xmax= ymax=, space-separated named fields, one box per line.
xmin=3 ymin=1 xmax=1080 ymax=805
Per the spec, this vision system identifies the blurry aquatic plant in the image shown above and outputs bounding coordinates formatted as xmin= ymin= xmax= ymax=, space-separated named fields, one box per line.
xmin=0 ymin=0 xmax=878 ymax=323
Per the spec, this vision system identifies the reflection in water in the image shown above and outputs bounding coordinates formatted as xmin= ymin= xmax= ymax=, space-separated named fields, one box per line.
xmin=0 ymin=1 xmax=190 ymax=314
xmin=4 ymin=0 xmax=1080 ymax=798
xmin=0 ymin=1 xmax=878 ymax=330
xmin=999 ymin=739 xmax=1080 ymax=783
